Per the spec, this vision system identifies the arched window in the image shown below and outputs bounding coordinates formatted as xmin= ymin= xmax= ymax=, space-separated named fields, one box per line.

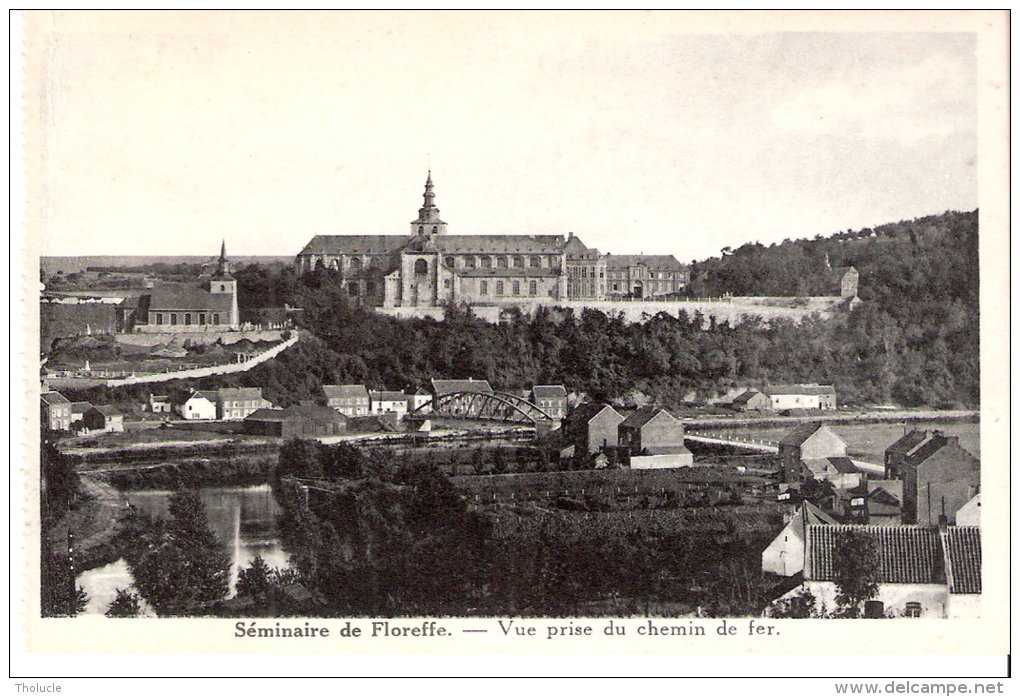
xmin=497 ymin=256 xmax=508 ymax=269
xmin=432 ymin=226 xmax=438 ymax=233
xmin=198 ymin=313 xmax=206 ymax=325
xmin=465 ymin=256 xmax=476 ymax=269
xmin=480 ymin=280 xmax=488 ymax=294
xmin=170 ymin=313 xmax=178 ymax=325
xmin=529 ymin=281 xmax=537 ymax=295
xmin=513 ymin=256 xmax=524 ymax=268
xmin=418 ymin=226 xmax=424 ymax=234
xmin=444 ymin=256 xmax=455 ymax=268
xmin=350 ymin=257 xmax=362 ymax=270
xmin=184 ymin=314 xmax=192 ymax=326
xmin=495 ymin=281 xmax=504 ymax=295
xmin=414 ymin=259 xmax=428 ymax=275
xmin=530 ymin=256 xmax=541 ymax=268
xmin=512 ymin=281 xmax=521 ymax=295
xmin=212 ymin=314 xmax=219 ymax=325
xmin=155 ymin=313 xmax=163 ymax=325
xmin=481 ymin=256 xmax=492 ymax=269
xmin=904 ymin=602 xmax=922 ymax=618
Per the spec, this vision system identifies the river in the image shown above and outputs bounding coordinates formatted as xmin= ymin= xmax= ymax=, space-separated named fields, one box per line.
xmin=76 ymin=483 xmax=286 ymax=616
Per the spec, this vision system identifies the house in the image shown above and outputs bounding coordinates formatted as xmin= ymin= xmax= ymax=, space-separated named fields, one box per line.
xmin=777 ymin=423 xmax=848 ymax=483
xmin=323 ymin=384 xmax=371 ymax=417
xmin=731 ymin=390 xmax=771 ymax=413
xmin=563 ymin=403 xmax=624 ymax=455
xmin=177 ymin=390 xmax=217 ymax=420
xmin=406 ymin=387 xmax=432 ymax=413
xmin=618 ymin=406 xmax=686 ymax=454
xmin=243 ymin=405 xmax=347 ymax=438
xmin=370 ymin=390 xmax=408 ymax=418
xmin=801 ymin=456 xmax=863 ymax=490
xmin=956 ymin=494 xmax=980 ymax=526
xmin=40 ymin=391 xmax=72 ymax=431
xmin=830 ymin=265 xmax=860 ymax=300
xmin=135 ymin=242 xmax=239 ymax=330
xmin=771 ymin=524 xmax=981 ymax=618
xmin=214 ymin=387 xmax=272 ymax=420
xmin=69 ymin=401 xmax=92 ymax=426
xmin=529 ymin=385 xmax=568 ymax=419
xmin=82 ymin=405 xmax=124 ymax=433
xmin=147 ymin=394 xmax=172 ymax=414
xmin=761 ymin=501 xmax=838 ymax=577
xmin=884 ymin=430 xmax=980 ymax=525
xmin=764 ymin=384 xmax=837 ymax=411
xmin=839 ymin=480 xmax=903 ymax=525
xmin=430 ymin=378 xmax=494 ymax=397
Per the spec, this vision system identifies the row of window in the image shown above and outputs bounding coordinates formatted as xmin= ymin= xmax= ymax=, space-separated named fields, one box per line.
xmin=568 ymin=266 xmax=605 ymax=279
xmin=606 ymin=270 xmax=682 ymax=280
xmin=443 ymin=254 xmax=559 ymax=270
xmin=477 ymin=279 xmax=542 ymax=296
xmin=153 ymin=312 xmax=222 ymax=326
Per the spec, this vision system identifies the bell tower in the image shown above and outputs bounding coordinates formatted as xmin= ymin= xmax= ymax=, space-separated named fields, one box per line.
xmin=209 ymin=239 xmax=239 ymax=328
xmin=410 ymin=170 xmax=447 ymax=236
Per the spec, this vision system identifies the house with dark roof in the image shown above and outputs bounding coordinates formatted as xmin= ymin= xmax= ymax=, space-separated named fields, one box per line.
xmin=40 ymin=391 xmax=72 ymax=431
xmin=765 ymin=384 xmax=837 ymax=411
xmin=771 ymin=524 xmax=981 ymax=618
xmin=839 ymin=480 xmax=903 ymax=525
xmin=778 ymin=423 xmax=848 ymax=483
xmin=731 ymin=389 xmax=771 ymax=413
xmin=529 ymin=385 xmax=568 ymax=419
xmin=884 ymin=430 xmax=980 ymax=526
xmin=801 ymin=456 xmax=863 ymax=490
xmin=82 ymin=405 xmax=124 ymax=433
xmin=294 ymin=172 xmax=687 ymax=309
xmin=243 ymin=405 xmax=347 ymax=438
xmin=830 ymin=265 xmax=860 ymax=299
xmin=618 ymin=407 xmax=686 ymax=455
xmin=563 ymin=403 xmax=625 ymax=456
xmin=323 ymin=384 xmax=371 ymax=417
xmin=213 ymin=387 xmax=272 ymax=420
xmin=69 ymin=401 xmax=93 ymax=426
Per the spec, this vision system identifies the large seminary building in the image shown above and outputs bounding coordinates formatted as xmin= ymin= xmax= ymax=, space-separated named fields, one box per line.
xmin=295 ymin=173 xmax=688 ymax=309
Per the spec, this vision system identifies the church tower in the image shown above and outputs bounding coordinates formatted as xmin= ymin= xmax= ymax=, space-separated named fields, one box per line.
xmin=209 ymin=240 xmax=239 ymax=328
xmin=410 ymin=170 xmax=447 ymax=236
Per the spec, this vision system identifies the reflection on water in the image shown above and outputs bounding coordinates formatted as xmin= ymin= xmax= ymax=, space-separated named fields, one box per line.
xmin=77 ymin=483 xmax=287 ymax=615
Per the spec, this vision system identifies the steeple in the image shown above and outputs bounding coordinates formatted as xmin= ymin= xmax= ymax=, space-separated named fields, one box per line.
xmin=410 ymin=170 xmax=447 ymax=236
xmin=215 ymin=239 xmax=232 ymax=278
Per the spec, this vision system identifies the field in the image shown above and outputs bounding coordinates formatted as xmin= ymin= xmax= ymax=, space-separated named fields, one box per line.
xmin=701 ymin=420 xmax=980 ymax=460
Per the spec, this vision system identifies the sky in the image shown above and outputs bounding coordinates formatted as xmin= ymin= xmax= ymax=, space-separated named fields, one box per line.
xmin=31 ymin=11 xmax=979 ymax=262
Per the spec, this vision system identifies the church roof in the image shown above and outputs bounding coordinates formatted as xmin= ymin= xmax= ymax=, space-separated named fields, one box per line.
xmin=605 ymin=254 xmax=684 ymax=270
xmin=433 ymin=235 xmax=564 ymax=254
xmin=147 ymin=282 xmax=233 ymax=312
xmin=299 ymin=235 xmax=409 ymax=256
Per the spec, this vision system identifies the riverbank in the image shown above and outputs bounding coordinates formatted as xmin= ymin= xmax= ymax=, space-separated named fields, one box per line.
xmin=683 ymin=409 xmax=978 ymax=429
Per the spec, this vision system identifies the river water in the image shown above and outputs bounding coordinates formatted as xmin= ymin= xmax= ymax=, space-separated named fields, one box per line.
xmin=76 ymin=483 xmax=286 ymax=616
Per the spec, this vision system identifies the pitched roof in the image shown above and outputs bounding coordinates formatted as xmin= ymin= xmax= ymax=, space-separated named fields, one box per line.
xmin=90 ymin=405 xmax=122 ymax=417
xmin=805 ymin=525 xmax=944 ymax=585
xmin=298 ymin=235 xmax=409 ymax=256
xmin=564 ymin=235 xmax=600 ymax=258
xmin=803 ymin=455 xmax=860 ymax=477
xmin=531 ymin=385 xmax=567 ymax=400
xmin=40 ymin=391 xmax=71 ymax=406
xmin=370 ymin=390 xmax=407 ymax=403
xmin=941 ymin=527 xmax=981 ymax=594
xmin=885 ymin=430 xmax=935 ymax=456
xmin=431 ymin=378 xmax=493 ymax=395
xmin=283 ymin=405 xmax=346 ymax=423
xmin=70 ymin=402 xmax=93 ymax=414
xmin=788 ymin=501 xmax=839 ymax=540
xmin=216 ymin=387 xmax=265 ymax=401
xmin=323 ymin=384 xmax=369 ymax=400
xmin=566 ymin=402 xmax=623 ymax=427
xmin=605 ymin=254 xmax=684 ymax=270
xmin=643 ymin=445 xmax=692 ymax=456
xmin=245 ymin=408 xmax=288 ymax=422
xmin=433 ymin=235 xmax=564 ymax=254
xmin=766 ymin=384 xmax=836 ymax=396
xmin=778 ymin=422 xmax=829 ymax=447
xmin=620 ymin=406 xmax=676 ymax=429
xmin=187 ymin=390 xmax=217 ymax=403
xmin=732 ymin=390 xmax=765 ymax=405
xmin=147 ymin=282 xmax=234 ymax=312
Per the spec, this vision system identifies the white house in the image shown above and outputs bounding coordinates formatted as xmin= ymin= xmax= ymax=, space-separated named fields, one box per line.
xmin=406 ymin=387 xmax=432 ymax=413
xmin=765 ymin=384 xmax=837 ymax=411
xmin=370 ymin=390 xmax=409 ymax=418
xmin=770 ymin=524 xmax=981 ymax=618
xmin=761 ymin=501 xmax=838 ymax=577
xmin=956 ymin=494 xmax=980 ymax=527
xmin=176 ymin=390 xmax=217 ymax=420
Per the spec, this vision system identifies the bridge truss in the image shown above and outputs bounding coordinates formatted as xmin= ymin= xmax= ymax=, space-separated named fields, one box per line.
xmin=410 ymin=391 xmax=554 ymax=424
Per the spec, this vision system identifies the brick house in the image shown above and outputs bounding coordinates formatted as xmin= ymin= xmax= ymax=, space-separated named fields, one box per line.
xmin=731 ymin=390 xmax=771 ymax=413
xmin=884 ymin=431 xmax=980 ymax=526
xmin=777 ymin=423 xmax=848 ymax=483
xmin=564 ymin=403 xmax=624 ymax=455
xmin=82 ymin=405 xmax=124 ymax=433
xmin=214 ymin=387 xmax=272 ymax=420
xmin=323 ymin=384 xmax=371 ymax=417
xmin=529 ymin=385 xmax=568 ymax=419
xmin=618 ymin=407 xmax=686 ymax=454
xmin=40 ymin=391 xmax=72 ymax=431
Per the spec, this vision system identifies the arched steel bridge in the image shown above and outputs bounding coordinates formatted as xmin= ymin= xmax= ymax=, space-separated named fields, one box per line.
xmin=409 ymin=391 xmax=554 ymax=424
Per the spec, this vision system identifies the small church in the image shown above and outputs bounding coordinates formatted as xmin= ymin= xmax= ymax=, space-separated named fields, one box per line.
xmin=131 ymin=242 xmax=240 ymax=331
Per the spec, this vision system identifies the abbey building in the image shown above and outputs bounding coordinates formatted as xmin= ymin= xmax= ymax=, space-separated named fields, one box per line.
xmin=295 ymin=173 xmax=688 ymax=309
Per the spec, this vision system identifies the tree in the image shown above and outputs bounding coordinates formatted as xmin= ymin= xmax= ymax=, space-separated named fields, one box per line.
xmin=831 ymin=531 xmax=881 ymax=617
xmin=236 ymin=555 xmax=273 ymax=598
xmin=105 ymin=588 xmax=142 ymax=618
xmin=40 ymin=553 xmax=88 ymax=617
xmin=769 ymin=588 xmax=821 ymax=618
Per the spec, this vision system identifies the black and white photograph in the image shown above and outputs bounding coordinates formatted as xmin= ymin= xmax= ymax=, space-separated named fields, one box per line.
xmin=13 ymin=8 xmax=1009 ymax=684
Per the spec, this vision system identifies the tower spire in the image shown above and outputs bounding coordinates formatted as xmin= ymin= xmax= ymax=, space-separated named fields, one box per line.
xmin=410 ymin=170 xmax=447 ymax=236
xmin=216 ymin=239 xmax=231 ymax=277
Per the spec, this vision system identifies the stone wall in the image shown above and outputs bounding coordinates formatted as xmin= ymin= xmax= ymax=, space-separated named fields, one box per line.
xmin=113 ymin=330 xmax=286 ymax=347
